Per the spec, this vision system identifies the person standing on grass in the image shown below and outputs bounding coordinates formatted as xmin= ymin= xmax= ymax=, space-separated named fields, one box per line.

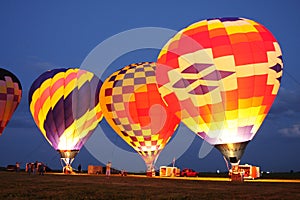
xmin=30 ymin=163 xmax=34 ymax=175
xmin=15 ymin=162 xmax=20 ymax=173
xmin=33 ymin=161 xmax=38 ymax=175
xmin=106 ymin=161 xmax=111 ymax=177
xmin=78 ymin=164 xmax=82 ymax=173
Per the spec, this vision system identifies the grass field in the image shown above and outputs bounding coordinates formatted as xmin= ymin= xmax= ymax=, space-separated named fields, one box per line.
xmin=0 ymin=171 xmax=299 ymax=200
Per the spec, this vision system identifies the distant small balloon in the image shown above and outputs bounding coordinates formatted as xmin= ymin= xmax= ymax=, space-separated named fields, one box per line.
xmin=0 ymin=68 xmax=22 ymax=136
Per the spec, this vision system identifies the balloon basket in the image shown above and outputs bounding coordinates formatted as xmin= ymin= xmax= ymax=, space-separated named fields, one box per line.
xmin=230 ymin=173 xmax=244 ymax=182
xmin=229 ymin=164 xmax=244 ymax=182
xmin=146 ymin=171 xmax=155 ymax=177
xmin=58 ymin=150 xmax=79 ymax=174
xmin=145 ymin=162 xmax=155 ymax=177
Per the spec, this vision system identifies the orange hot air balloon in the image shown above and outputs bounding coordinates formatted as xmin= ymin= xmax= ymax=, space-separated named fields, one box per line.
xmin=156 ymin=17 xmax=283 ymax=166
xmin=0 ymin=68 xmax=22 ymax=135
xmin=100 ymin=62 xmax=180 ymax=176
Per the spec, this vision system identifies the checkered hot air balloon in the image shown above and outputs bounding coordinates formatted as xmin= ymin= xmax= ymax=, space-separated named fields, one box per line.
xmin=100 ymin=62 xmax=180 ymax=176
xmin=0 ymin=68 xmax=22 ymax=135
xmin=28 ymin=68 xmax=103 ymax=168
xmin=156 ymin=17 xmax=283 ymax=166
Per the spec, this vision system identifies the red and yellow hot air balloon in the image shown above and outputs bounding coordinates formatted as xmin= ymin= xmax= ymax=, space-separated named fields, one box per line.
xmin=156 ymin=17 xmax=283 ymax=167
xmin=100 ymin=62 xmax=180 ymax=176
xmin=28 ymin=68 xmax=102 ymax=170
xmin=0 ymin=68 xmax=22 ymax=135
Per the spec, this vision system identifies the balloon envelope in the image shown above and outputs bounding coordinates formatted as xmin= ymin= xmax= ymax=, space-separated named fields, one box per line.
xmin=28 ymin=68 xmax=103 ymax=164
xmin=156 ymin=17 xmax=283 ymax=163
xmin=0 ymin=68 xmax=22 ymax=135
xmin=100 ymin=62 xmax=180 ymax=174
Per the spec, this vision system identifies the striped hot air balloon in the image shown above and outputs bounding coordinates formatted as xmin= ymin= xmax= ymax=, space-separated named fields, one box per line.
xmin=28 ymin=68 xmax=102 ymax=168
xmin=156 ymin=17 xmax=283 ymax=166
xmin=100 ymin=62 xmax=180 ymax=176
xmin=0 ymin=68 xmax=22 ymax=135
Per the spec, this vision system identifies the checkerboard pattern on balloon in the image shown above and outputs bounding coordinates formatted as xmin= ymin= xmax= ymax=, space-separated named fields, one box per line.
xmin=0 ymin=69 xmax=22 ymax=135
xmin=100 ymin=62 xmax=179 ymax=164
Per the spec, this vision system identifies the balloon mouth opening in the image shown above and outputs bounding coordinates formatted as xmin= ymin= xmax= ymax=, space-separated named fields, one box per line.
xmin=214 ymin=141 xmax=249 ymax=165
xmin=58 ymin=150 xmax=79 ymax=165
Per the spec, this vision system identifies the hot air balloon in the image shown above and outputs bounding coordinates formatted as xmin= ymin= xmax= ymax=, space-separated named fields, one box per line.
xmin=0 ymin=68 xmax=22 ymax=135
xmin=100 ymin=62 xmax=180 ymax=176
xmin=28 ymin=68 xmax=102 ymax=170
xmin=156 ymin=17 xmax=283 ymax=169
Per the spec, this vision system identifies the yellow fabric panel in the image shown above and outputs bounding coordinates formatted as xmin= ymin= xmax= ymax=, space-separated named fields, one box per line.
xmin=5 ymin=77 xmax=13 ymax=87
xmin=178 ymin=49 xmax=214 ymax=70
xmin=157 ymin=85 xmax=172 ymax=98
xmin=210 ymin=112 xmax=226 ymax=123
xmin=236 ymin=65 xmax=255 ymax=78
xmin=272 ymin=80 xmax=280 ymax=95
xmin=135 ymin=72 xmax=146 ymax=78
xmin=125 ymin=93 xmax=135 ymax=102
xmin=225 ymin=110 xmax=238 ymax=120
xmin=112 ymin=85 xmax=123 ymax=95
xmin=113 ymin=102 xmax=125 ymax=111
xmin=156 ymin=139 xmax=163 ymax=147
xmin=251 ymin=96 xmax=264 ymax=107
xmin=226 ymin=119 xmax=238 ymax=129
xmin=122 ymin=78 xmax=134 ymax=87
xmin=51 ymin=85 xmax=64 ymax=108
xmin=214 ymin=55 xmax=236 ymax=71
xmin=77 ymin=71 xmax=93 ymax=89
xmin=267 ymin=72 xmax=276 ymax=86
xmin=142 ymin=129 xmax=152 ymax=136
xmin=225 ymin=22 xmax=257 ymax=34
xmin=0 ymin=82 xmax=6 ymax=93
xmin=145 ymin=141 xmax=152 ymax=147
xmin=238 ymin=98 xmax=253 ymax=109
xmin=131 ymin=123 xmax=141 ymax=131
xmin=220 ymin=75 xmax=238 ymax=91
xmin=63 ymin=78 xmax=76 ymax=99
xmin=134 ymin=84 xmax=147 ymax=92
xmin=119 ymin=117 xmax=129 ymax=125
xmin=253 ymin=63 xmax=269 ymax=75
xmin=151 ymin=134 xmax=159 ymax=141
xmin=207 ymin=20 xmax=224 ymax=30
xmin=238 ymin=107 xmax=254 ymax=118
xmin=136 ymin=136 xmax=144 ymax=142
xmin=146 ymin=76 xmax=156 ymax=83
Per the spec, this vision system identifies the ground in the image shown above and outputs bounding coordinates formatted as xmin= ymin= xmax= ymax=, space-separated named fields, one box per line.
xmin=0 ymin=171 xmax=299 ymax=199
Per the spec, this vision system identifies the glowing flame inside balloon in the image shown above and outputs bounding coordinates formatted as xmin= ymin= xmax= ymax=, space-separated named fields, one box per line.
xmin=29 ymin=68 xmax=103 ymax=170
xmin=156 ymin=17 xmax=283 ymax=166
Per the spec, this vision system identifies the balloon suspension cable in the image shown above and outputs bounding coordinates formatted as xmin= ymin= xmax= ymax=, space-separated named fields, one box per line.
xmin=60 ymin=158 xmax=65 ymax=169
xmin=223 ymin=156 xmax=230 ymax=171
